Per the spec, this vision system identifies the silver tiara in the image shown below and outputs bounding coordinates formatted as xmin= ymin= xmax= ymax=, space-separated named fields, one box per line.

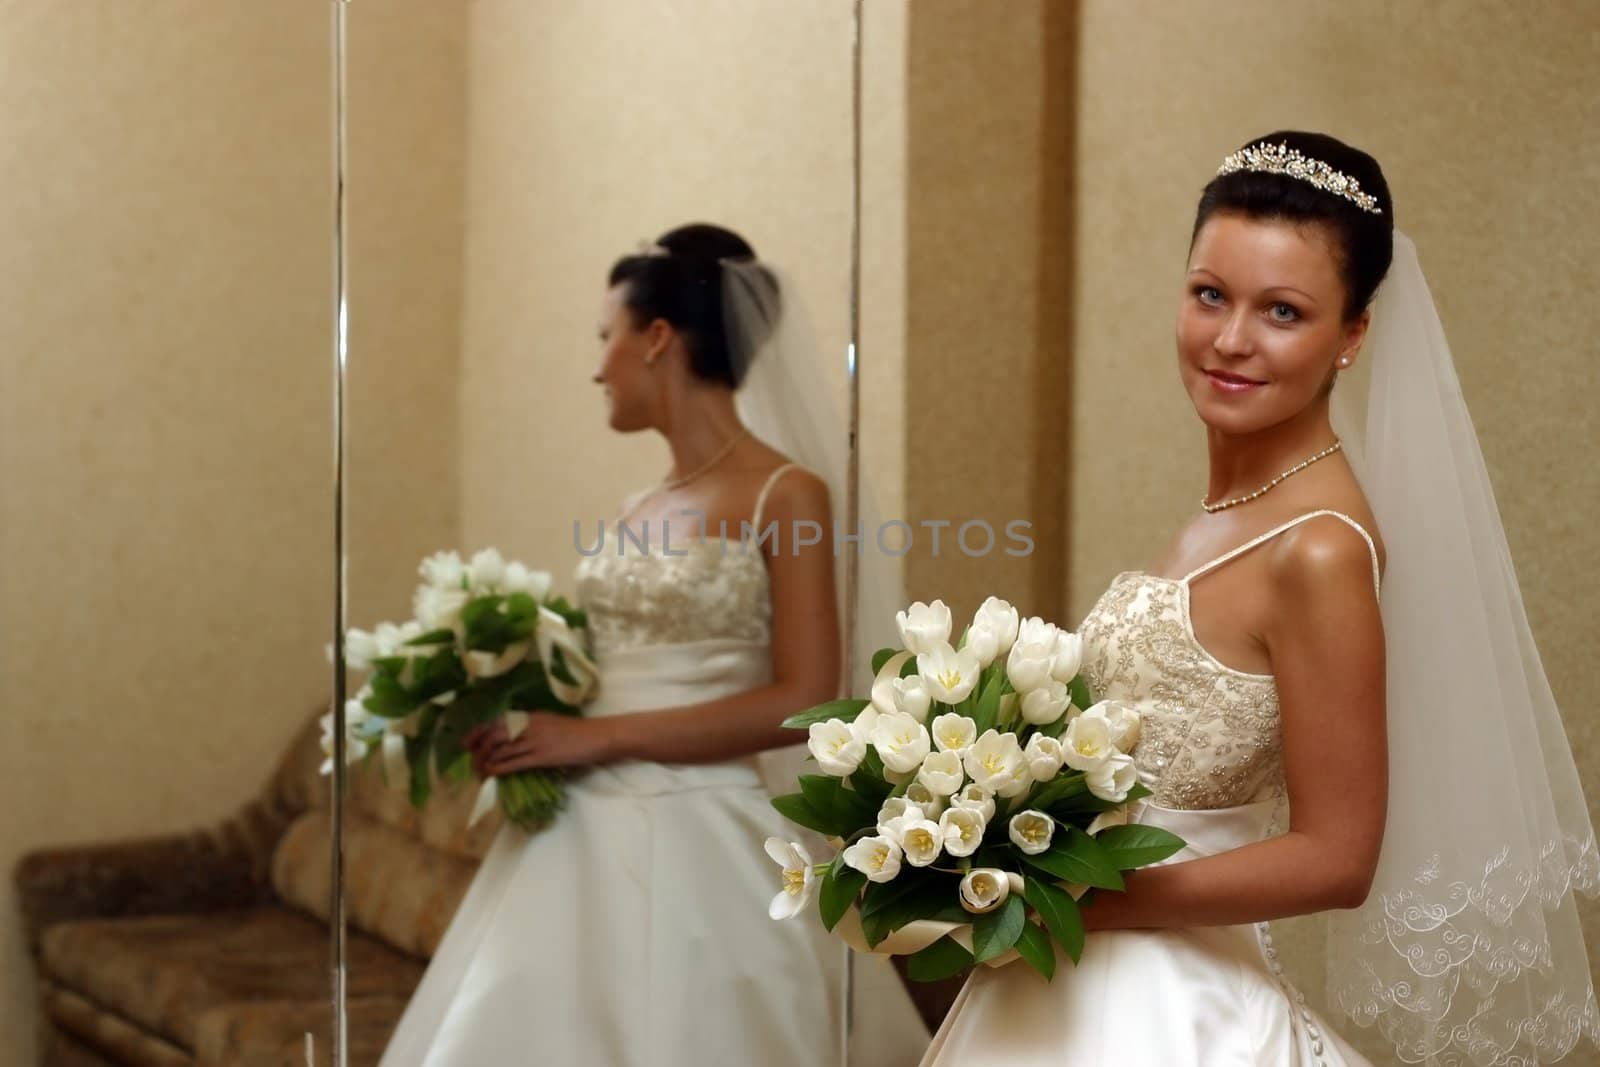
xmin=1216 ymin=142 xmax=1382 ymax=216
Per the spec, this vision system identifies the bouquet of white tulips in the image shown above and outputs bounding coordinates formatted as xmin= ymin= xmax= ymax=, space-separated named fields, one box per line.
xmin=324 ymin=549 xmax=600 ymax=831
xmin=764 ymin=597 xmax=1183 ymax=982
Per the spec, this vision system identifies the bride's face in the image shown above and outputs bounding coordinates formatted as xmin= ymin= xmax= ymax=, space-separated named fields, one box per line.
xmin=593 ymin=284 xmax=659 ymax=432
xmin=1177 ymin=213 xmax=1368 ymax=436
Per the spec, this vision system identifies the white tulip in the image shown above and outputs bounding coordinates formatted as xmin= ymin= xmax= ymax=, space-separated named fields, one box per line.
xmin=871 ymin=711 xmax=933 ymax=775
xmin=963 ymin=730 xmax=1027 ymax=795
xmin=1006 ymin=617 xmax=1060 ymax=692
xmin=1083 ymin=700 xmax=1142 ymax=753
xmin=318 ymin=700 xmax=372 ymax=775
xmin=995 ymin=761 xmax=1034 ymax=799
xmin=1087 ymin=752 xmax=1138 ymax=802
xmin=891 ymin=676 xmax=933 ymax=723
xmin=1019 ymin=679 xmax=1073 ymax=726
xmin=905 ymin=781 xmax=947 ymax=821
xmin=765 ymin=838 xmax=818 ymax=920
xmin=917 ymin=643 xmax=982 ymax=705
xmin=952 ymin=783 xmax=996 ymax=822
xmin=877 ymin=796 xmax=918 ymax=827
xmin=882 ymin=815 xmax=943 ymax=867
xmin=1061 ymin=713 xmax=1116 ymax=772
xmin=419 ymin=550 xmax=466 ymax=591
xmin=467 ymin=548 xmax=508 ymax=592
xmin=896 ymin=600 xmax=953 ymax=655
xmin=502 ymin=561 xmax=552 ymax=601
xmin=1050 ymin=630 xmax=1085 ymax=684
xmin=916 ymin=750 xmax=965 ymax=797
xmin=1024 ymin=734 xmax=1066 ymax=782
xmin=966 ymin=625 xmax=1001 ymax=670
xmin=1086 ymin=805 xmax=1131 ymax=837
xmin=843 ymin=835 xmax=904 ymax=883
xmin=343 ymin=628 xmax=382 ymax=671
xmin=931 ymin=712 xmax=978 ymax=754
xmin=959 ymin=868 xmax=1025 ymax=915
xmin=413 ymin=585 xmax=468 ymax=633
xmin=808 ymin=719 xmax=866 ymax=777
xmin=967 ymin=598 xmax=1021 ymax=667
xmin=390 ymin=620 xmax=427 ymax=649
xmin=1008 ymin=810 xmax=1057 ymax=855
xmin=850 ymin=705 xmax=882 ymax=743
xmin=939 ymin=805 xmax=988 ymax=858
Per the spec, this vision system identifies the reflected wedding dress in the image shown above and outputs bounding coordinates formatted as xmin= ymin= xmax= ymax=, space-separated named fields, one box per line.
xmin=922 ymin=510 xmax=1378 ymax=1067
xmin=382 ymin=464 xmax=929 ymax=1066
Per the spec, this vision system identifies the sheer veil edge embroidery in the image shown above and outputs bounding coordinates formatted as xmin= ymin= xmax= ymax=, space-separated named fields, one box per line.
xmin=1327 ymin=233 xmax=1599 ymax=1065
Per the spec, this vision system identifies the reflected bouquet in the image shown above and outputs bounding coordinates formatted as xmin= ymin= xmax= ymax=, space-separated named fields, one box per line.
xmin=764 ymin=598 xmax=1182 ymax=981
xmin=323 ymin=549 xmax=599 ymax=831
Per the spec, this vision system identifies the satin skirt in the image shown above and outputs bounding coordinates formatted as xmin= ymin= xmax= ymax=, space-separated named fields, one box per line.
xmin=919 ymin=801 xmax=1370 ymax=1067
xmin=380 ymin=639 xmax=929 ymax=1067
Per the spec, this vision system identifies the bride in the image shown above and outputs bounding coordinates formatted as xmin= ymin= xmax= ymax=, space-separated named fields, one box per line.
xmin=379 ymin=223 xmax=928 ymax=1065
xmin=920 ymin=133 xmax=1598 ymax=1065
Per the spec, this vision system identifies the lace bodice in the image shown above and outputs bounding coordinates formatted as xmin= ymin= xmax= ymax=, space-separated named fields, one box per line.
xmin=1078 ymin=572 xmax=1284 ymax=811
xmin=1077 ymin=510 xmax=1380 ymax=813
xmin=573 ymin=464 xmax=801 ymax=658
xmin=575 ymin=536 xmax=774 ymax=656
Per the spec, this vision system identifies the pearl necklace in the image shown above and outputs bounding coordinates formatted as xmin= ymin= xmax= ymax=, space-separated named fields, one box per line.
xmin=1201 ymin=440 xmax=1343 ymax=513
xmin=660 ymin=428 xmax=750 ymax=491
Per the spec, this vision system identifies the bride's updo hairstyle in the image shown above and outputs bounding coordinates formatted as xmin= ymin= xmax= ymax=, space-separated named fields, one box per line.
xmin=1192 ymin=131 xmax=1395 ymax=322
xmin=607 ymin=223 xmax=778 ymax=389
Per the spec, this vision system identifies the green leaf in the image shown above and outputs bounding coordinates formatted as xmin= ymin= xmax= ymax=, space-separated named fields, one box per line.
xmin=1092 ymin=824 xmax=1187 ymax=869
xmin=364 ymin=673 xmax=416 ymax=718
xmin=860 ymin=870 xmax=929 ymax=918
xmin=900 ymin=655 xmax=920 ymax=679
xmin=971 ymin=893 xmax=1026 ymax=963
xmin=906 ymin=935 xmax=975 ymax=982
xmin=770 ymin=792 xmax=838 ymax=837
xmin=971 ymin=668 xmax=1005 ymax=734
xmin=1023 ymin=875 xmax=1085 ymax=963
xmin=859 ymin=874 xmax=957 ymax=948
xmin=1028 ymin=772 xmax=1088 ymax=813
xmin=1068 ymin=675 xmax=1094 ymax=711
xmin=780 ymin=698 xmax=870 ymax=731
xmin=870 ymin=647 xmax=901 ymax=674
xmin=849 ymin=747 xmax=893 ymax=805
xmin=1013 ymin=919 xmax=1057 ymax=980
xmin=405 ymin=628 xmax=456 ymax=648
xmin=798 ymin=773 xmax=842 ymax=817
xmin=819 ymin=860 xmax=867 ymax=932
xmin=1021 ymin=827 xmax=1124 ymax=891
xmin=797 ymin=774 xmax=876 ymax=833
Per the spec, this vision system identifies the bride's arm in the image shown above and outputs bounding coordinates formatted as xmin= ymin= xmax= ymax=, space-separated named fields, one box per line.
xmin=1083 ymin=525 xmax=1388 ymax=931
xmin=476 ymin=470 xmax=843 ymax=773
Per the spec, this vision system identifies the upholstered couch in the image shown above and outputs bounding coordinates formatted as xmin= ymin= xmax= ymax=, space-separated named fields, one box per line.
xmin=16 ymin=711 xmax=499 ymax=1066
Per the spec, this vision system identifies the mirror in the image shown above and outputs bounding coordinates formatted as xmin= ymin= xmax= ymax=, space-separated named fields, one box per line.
xmin=2 ymin=2 xmax=339 ymax=1064
xmin=335 ymin=2 xmax=931 ymax=1064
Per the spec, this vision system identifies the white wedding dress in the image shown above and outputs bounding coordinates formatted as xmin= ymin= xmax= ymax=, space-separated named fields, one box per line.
xmin=381 ymin=464 xmax=929 ymax=1066
xmin=921 ymin=511 xmax=1378 ymax=1067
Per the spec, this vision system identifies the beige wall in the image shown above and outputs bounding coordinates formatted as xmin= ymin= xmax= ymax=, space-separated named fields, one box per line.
xmin=1070 ymin=1 xmax=1600 ymax=1060
xmin=0 ymin=3 xmax=468 ymax=1062
xmin=457 ymin=0 xmax=862 ymax=597
xmin=900 ymin=0 xmax=1075 ymax=625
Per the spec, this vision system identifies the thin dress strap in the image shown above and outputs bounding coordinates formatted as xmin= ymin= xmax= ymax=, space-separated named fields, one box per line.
xmin=1182 ymin=509 xmax=1381 ymax=600
xmin=752 ymin=463 xmax=799 ymax=529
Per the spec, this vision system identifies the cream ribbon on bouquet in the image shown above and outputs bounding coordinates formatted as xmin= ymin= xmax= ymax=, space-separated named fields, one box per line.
xmin=456 ymin=606 xmax=600 ymax=828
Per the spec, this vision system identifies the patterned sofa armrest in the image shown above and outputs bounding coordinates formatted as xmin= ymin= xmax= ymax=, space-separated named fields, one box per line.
xmin=14 ymin=794 xmax=291 ymax=953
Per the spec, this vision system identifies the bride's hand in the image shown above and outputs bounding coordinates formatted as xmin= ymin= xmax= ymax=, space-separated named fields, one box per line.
xmin=469 ymin=713 xmax=619 ymax=776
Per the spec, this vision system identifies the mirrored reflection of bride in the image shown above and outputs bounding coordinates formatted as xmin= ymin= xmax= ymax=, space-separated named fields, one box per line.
xmin=381 ymin=223 xmax=928 ymax=1066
